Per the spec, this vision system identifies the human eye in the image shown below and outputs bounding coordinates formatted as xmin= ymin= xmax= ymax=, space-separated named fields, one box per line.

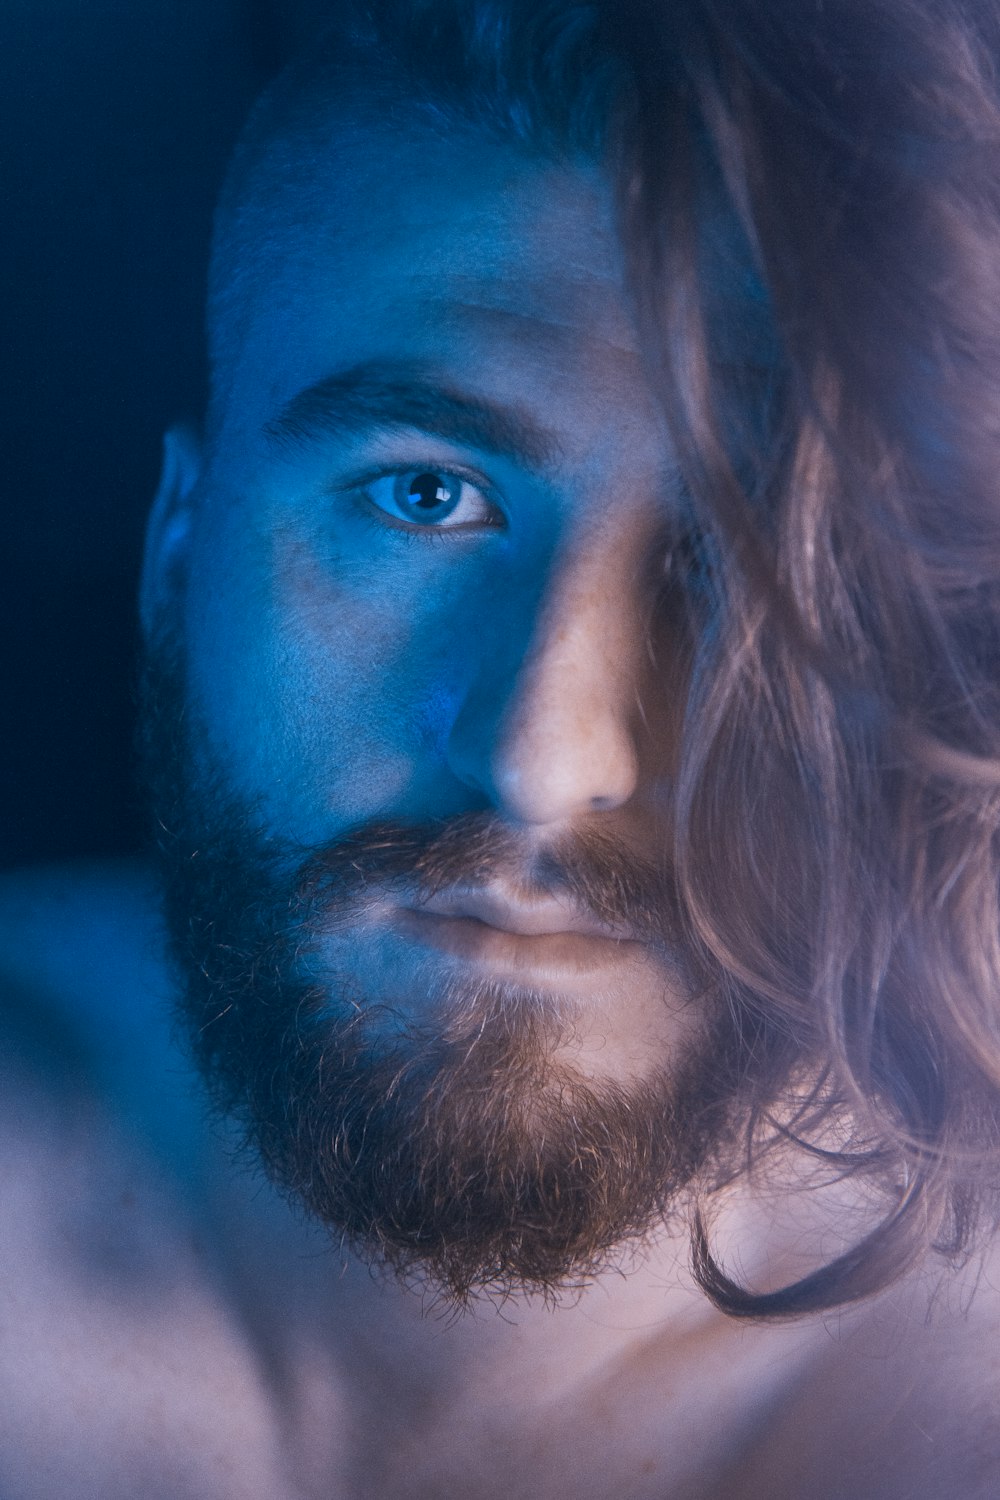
xmin=359 ymin=467 xmax=503 ymax=533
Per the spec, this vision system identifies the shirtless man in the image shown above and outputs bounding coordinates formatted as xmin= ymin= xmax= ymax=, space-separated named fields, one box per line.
xmin=3 ymin=1 xmax=1000 ymax=1495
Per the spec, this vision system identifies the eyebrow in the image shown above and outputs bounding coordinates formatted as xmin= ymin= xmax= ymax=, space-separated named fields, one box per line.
xmin=264 ymin=360 xmax=562 ymax=470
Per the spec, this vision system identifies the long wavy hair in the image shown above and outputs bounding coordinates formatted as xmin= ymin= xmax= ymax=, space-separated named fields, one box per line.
xmin=208 ymin=0 xmax=1000 ymax=1317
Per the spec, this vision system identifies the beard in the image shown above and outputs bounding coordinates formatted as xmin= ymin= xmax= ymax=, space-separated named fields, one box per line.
xmin=139 ymin=635 xmax=752 ymax=1303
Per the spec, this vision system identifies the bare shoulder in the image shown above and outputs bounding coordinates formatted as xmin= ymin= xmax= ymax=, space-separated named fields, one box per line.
xmin=0 ymin=858 xmax=183 ymax=1116
xmin=0 ymin=863 xmax=300 ymax=1497
xmin=0 ymin=856 xmax=227 ymax=1237
xmin=729 ymin=1253 xmax=1000 ymax=1500
xmin=0 ymin=856 xmax=167 ymax=1035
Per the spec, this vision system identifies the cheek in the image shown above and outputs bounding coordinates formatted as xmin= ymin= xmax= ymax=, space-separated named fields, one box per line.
xmin=184 ymin=519 xmax=474 ymax=843
xmin=270 ymin=555 xmax=422 ymax=831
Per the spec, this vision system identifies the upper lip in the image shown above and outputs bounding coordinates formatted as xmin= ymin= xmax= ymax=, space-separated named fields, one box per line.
xmin=408 ymin=885 xmax=635 ymax=942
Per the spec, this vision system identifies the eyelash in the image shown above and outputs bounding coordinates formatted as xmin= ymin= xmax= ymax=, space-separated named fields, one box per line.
xmin=341 ymin=462 xmax=505 ymax=542
xmin=352 ymin=506 xmax=459 ymax=548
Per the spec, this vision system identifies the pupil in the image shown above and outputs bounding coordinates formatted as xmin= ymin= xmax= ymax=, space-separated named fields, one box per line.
xmin=408 ymin=472 xmax=451 ymax=511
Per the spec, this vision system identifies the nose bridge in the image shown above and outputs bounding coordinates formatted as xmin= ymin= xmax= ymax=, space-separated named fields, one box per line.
xmin=447 ymin=525 xmax=646 ymax=826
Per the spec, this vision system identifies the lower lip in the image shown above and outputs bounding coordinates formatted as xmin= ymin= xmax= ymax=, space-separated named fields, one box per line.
xmin=395 ymin=909 xmax=644 ymax=978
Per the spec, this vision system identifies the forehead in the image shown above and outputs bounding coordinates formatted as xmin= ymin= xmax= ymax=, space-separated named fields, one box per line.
xmin=211 ymin=125 xmax=653 ymax=463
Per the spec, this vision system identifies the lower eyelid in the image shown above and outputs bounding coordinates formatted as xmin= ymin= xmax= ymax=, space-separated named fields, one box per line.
xmin=358 ymin=507 xmax=453 ymax=545
xmin=352 ymin=493 xmax=498 ymax=544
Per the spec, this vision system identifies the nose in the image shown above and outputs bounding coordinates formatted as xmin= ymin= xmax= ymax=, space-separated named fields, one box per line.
xmin=446 ymin=542 xmax=645 ymax=827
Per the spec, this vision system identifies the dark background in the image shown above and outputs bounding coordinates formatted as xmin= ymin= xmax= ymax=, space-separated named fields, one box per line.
xmin=1 ymin=0 xmax=330 ymax=870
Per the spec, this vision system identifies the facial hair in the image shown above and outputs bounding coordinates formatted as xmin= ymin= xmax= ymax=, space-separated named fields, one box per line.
xmin=139 ymin=635 xmax=751 ymax=1302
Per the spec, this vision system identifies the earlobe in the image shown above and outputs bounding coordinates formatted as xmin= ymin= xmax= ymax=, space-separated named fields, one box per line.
xmin=139 ymin=423 xmax=204 ymax=639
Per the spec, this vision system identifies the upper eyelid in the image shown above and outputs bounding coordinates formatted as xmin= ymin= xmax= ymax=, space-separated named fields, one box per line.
xmin=330 ymin=455 xmax=501 ymax=499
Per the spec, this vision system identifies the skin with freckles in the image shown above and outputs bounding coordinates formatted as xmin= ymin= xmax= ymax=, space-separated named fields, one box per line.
xmin=0 ymin=123 xmax=999 ymax=1500
xmin=134 ymin=125 xmax=738 ymax=1300
xmin=152 ymin=128 xmax=697 ymax=1088
xmin=178 ymin=133 xmax=670 ymax=838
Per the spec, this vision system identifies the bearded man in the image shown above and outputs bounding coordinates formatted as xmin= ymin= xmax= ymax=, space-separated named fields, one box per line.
xmin=3 ymin=1 xmax=1000 ymax=1495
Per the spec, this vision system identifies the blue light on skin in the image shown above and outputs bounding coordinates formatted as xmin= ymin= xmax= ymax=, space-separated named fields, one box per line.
xmin=141 ymin=123 xmax=699 ymax=1084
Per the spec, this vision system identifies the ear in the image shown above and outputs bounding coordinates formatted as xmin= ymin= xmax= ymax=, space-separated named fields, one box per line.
xmin=139 ymin=423 xmax=204 ymax=640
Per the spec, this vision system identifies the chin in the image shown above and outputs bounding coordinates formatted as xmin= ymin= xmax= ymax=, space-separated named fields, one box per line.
xmin=140 ymin=641 xmax=743 ymax=1300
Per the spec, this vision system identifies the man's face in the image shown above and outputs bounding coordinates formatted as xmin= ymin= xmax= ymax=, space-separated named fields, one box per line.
xmin=143 ymin=124 xmax=743 ymax=1297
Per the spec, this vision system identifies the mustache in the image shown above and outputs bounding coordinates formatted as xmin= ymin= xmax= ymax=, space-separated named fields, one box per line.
xmin=293 ymin=813 xmax=684 ymax=946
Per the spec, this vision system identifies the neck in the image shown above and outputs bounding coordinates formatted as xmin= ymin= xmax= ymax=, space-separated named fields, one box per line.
xmin=201 ymin=1125 xmax=846 ymax=1413
xmin=197 ymin=1151 xmax=845 ymax=1500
